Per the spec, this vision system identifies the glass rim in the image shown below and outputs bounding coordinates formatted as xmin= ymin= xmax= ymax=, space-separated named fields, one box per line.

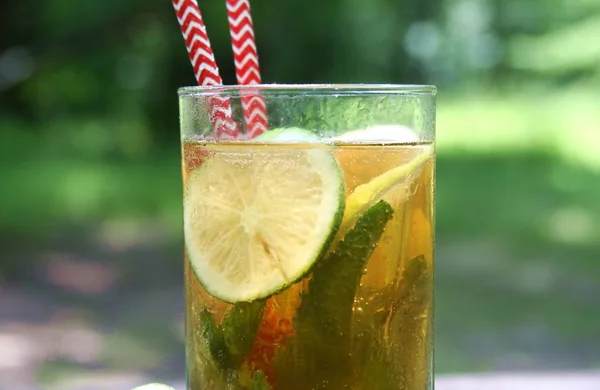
xmin=178 ymin=83 xmax=437 ymax=97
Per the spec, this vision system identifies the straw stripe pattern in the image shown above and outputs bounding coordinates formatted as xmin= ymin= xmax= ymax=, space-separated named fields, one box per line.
xmin=227 ymin=0 xmax=268 ymax=137
xmin=174 ymin=0 xmax=220 ymax=85
xmin=173 ymin=0 xmax=238 ymax=137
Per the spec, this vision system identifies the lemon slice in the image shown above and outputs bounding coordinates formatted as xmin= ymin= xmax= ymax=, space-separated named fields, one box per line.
xmin=184 ymin=132 xmax=344 ymax=303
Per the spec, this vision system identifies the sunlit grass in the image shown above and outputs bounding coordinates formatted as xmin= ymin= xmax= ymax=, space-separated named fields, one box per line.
xmin=437 ymin=89 xmax=600 ymax=170
xmin=0 ymin=158 xmax=182 ymax=236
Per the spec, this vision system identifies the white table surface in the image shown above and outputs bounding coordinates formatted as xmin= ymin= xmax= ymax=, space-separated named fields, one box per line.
xmin=5 ymin=372 xmax=600 ymax=390
xmin=127 ymin=372 xmax=600 ymax=390
xmin=436 ymin=371 xmax=600 ymax=390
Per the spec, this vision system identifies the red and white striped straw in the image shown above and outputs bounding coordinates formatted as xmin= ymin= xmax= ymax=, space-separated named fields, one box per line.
xmin=226 ymin=0 xmax=268 ymax=137
xmin=173 ymin=0 xmax=239 ymax=138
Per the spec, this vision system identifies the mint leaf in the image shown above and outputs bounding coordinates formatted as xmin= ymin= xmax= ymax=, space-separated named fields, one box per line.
xmin=221 ymin=300 xmax=266 ymax=367
xmin=273 ymin=200 xmax=394 ymax=389
xmin=191 ymin=310 xmax=232 ymax=389
xmin=199 ymin=309 xmax=229 ymax=367
xmin=200 ymin=300 xmax=266 ymax=370
xmin=391 ymin=255 xmax=432 ymax=389
xmin=301 ymin=199 xmax=394 ymax=337
xmin=394 ymin=255 xmax=430 ymax=314
xmin=250 ymin=371 xmax=271 ymax=390
xmin=354 ymin=255 xmax=431 ymax=389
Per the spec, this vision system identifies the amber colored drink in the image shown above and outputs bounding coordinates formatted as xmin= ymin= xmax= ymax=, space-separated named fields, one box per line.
xmin=183 ymin=140 xmax=434 ymax=390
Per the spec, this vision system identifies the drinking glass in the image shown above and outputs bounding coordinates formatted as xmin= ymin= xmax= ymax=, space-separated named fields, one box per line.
xmin=179 ymin=84 xmax=436 ymax=390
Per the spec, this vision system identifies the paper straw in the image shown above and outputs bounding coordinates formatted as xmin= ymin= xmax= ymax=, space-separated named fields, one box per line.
xmin=173 ymin=0 xmax=238 ymax=138
xmin=226 ymin=0 xmax=268 ymax=137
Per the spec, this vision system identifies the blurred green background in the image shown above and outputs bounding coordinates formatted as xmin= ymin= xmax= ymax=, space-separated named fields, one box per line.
xmin=1 ymin=0 xmax=600 ymax=389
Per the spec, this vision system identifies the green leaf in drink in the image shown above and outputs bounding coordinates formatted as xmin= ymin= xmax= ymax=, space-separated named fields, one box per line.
xmin=221 ymin=300 xmax=267 ymax=367
xmin=199 ymin=309 xmax=229 ymax=367
xmin=200 ymin=301 xmax=266 ymax=370
xmin=273 ymin=200 xmax=394 ymax=389
xmin=191 ymin=310 xmax=235 ymax=389
xmin=353 ymin=254 xmax=432 ymax=389
xmin=300 ymin=200 xmax=394 ymax=338
xmin=250 ymin=371 xmax=272 ymax=390
xmin=391 ymin=254 xmax=432 ymax=389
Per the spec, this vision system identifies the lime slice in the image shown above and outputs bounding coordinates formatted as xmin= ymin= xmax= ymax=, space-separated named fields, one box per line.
xmin=339 ymin=144 xmax=433 ymax=233
xmin=253 ymin=127 xmax=320 ymax=142
xmin=334 ymin=125 xmax=419 ymax=143
xmin=184 ymin=132 xmax=344 ymax=303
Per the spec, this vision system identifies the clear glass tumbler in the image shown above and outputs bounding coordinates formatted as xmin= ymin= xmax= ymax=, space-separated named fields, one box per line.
xmin=179 ymin=84 xmax=436 ymax=390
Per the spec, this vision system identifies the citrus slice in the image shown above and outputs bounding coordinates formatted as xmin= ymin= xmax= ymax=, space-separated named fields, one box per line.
xmin=184 ymin=132 xmax=344 ymax=303
xmin=339 ymin=144 xmax=433 ymax=234
xmin=253 ymin=127 xmax=320 ymax=143
xmin=334 ymin=125 xmax=419 ymax=144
